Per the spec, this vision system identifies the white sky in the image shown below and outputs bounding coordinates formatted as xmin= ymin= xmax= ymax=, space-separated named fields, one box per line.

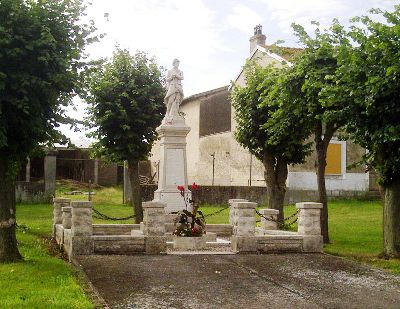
xmin=64 ymin=0 xmax=398 ymax=146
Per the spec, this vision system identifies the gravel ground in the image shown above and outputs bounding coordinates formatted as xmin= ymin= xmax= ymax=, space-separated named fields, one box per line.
xmin=77 ymin=253 xmax=400 ymax=309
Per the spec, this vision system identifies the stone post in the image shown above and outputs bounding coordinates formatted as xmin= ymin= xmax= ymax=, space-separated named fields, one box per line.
xmin=70 ymin=201 xmax=93 ymax=256
xmin=228 ymin=199 xmax=248 ymax=226
xmin=62 ymin=207 xmax=72 ymax=229
xmin=44 ymin=150 xmax=57 ymax=199
xmin=259 ymin=208 xmax=279 ymax=230
xmin=53 ymin=198 xmax=70 ymax=236
xmin=25 ymin=157 xmax=30 ymax=182
xmin=143 ymin=200 xmax=167 ymax=254
xmin=296 ymin=202 xmax=323 ymax=253
xmin=231 ymin=201 xmax=257 ymax=253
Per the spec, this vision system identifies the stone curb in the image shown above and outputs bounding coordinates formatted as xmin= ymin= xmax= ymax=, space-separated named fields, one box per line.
xmin=70 ymin=256 xmax=110 ymax=309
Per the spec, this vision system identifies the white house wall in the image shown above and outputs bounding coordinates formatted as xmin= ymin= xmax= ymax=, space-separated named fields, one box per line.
xmin=288 ymin=172 xmax=369 ymax=192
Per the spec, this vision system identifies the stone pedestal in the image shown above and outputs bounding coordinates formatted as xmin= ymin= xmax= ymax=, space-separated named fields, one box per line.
xmin=259 ymin=208 xmax=279 ymax=230
xmin=231 ymin=201 xmax=257 ymax=253
xmin=296 ymin=202 xmax=323 ymax=253
xmin=153 ymin=119 xmax=192 ymax=213
xmin=70 ymin=201 xmax=93 ymax=256
xmin=228 ymin=199 xmax=248 ymax=225
xmin=143 ymin=200 xmax=167 ymax=254
xmin=62 ymin=207 xmax=72 ymax=229
xmin=52 ymin=198 xmax=70 ymax=237
xmin=173 ymin=236 xmax=206 ymax=250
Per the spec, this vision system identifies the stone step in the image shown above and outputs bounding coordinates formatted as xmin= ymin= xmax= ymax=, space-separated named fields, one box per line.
xmin=93 ymin=235 xmax=145 ymax=254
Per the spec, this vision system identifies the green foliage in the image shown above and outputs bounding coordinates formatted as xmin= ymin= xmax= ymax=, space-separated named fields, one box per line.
xmin=86 ymin=49 xmax=166 ymax=163
xmin=0 ymin=0 xmax=96 ymax=170
xmin=231 ymin=63 xmax=310 ymax=165
xmin=333 ymin=6 xmax=400 ymax=185
xmin=287 ymin=20 xmax=352 ymax=137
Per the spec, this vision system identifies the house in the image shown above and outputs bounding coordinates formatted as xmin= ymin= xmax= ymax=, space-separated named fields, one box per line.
xmin=150 ymin=25 xmax=377 ymax=202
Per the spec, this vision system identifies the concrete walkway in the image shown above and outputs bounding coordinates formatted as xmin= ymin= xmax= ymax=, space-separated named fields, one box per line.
xmin=77 ymin=253 xmax=400 ymax=309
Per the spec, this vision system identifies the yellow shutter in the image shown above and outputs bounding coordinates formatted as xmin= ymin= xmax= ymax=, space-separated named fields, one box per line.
xmin=326 ymin=143 xmax=342 ymax=175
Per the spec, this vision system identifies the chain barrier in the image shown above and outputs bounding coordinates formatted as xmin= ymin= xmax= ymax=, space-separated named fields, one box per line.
xmin=256 ymin=209 xmax=300 ymax=230
xmin=92 ymin=207 xmax=136 ymax=221
xmin=204 ymin=205 xmax=230 ymax=218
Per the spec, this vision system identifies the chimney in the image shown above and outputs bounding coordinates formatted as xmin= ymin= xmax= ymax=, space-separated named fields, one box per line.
xmin=249 ymin=25 xmax=266 ymax=53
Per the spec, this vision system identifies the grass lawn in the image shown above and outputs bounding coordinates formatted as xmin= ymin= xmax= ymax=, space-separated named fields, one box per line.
xmin=2 ymin=184 xmax=399 ymax=308
xmin=0 ymin=204 xmax=93 ymax=309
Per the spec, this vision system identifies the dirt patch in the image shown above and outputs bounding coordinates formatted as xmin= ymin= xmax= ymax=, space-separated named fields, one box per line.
xmin=77 ymin=253 xmax=400 ymax=309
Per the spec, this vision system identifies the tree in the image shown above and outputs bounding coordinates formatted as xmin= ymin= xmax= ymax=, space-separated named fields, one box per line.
xmin=276 ymin=21 xmax=352 ymax=243
xmin=86 ymin=49 xmax=165 ymax=223
xmin=332 ymin=6 xmax=400 ymax=257
xmin=231 ymin=63 xmax=311 ymax=223
xmin=0 ymin=0 xmax=96 ymax=262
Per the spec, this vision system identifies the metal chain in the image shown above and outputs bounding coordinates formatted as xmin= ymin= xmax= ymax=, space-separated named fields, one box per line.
xmin=256 ymin=209 xmax=299 ymax=229
xmin=204 ymin=205 xmax=230 ymax=218
xmin=92 ymin=207 xmax=136 ymax=221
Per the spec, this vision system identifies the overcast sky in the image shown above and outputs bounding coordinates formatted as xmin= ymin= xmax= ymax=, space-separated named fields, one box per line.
xmin=65 ymin=0 xmax=398 ymax=146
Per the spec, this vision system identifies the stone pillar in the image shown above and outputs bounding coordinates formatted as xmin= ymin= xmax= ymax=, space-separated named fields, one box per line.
xmin=296 ymin=202 xmax=323 ymax=253
xmin=94 ymin=159 xmax=99 ymax=185
xmin=62 ymin=207 xmax=72 ymax=229
xmin=53 ymin=198 xmax=70 ymax=236
xmin=259 ymin=208 xmax=279 ymax=230
xmin=228 ymin=199 xmax=248 ymax=225
xmin=44 ymin=150 xmax=57 ymax=198
xmin=143 ymin=200 xmax=166 ymax=254
xmin=153 ymin=120 xmax=191 ymax=213
xmin=70 ymin=201 xmax=93 ymax=256
xmin=25 ymin=157 xmax=30 ymax=182
xmin=231 ymin=201 xmax=257 ymax=253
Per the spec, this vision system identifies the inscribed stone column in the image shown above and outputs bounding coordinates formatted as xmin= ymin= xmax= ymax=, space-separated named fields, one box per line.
xmin=296 ymin=202 xmax=323 ymax=252
xmin=70 ymin=201 xmax=93 ymax=256
xmin=231 ymin=201 xmax=257 ymax=253
xmin=142 ymin=200 xmax=167 ymax=254
xmin=44 ymin=150 xmax=57 ymax=198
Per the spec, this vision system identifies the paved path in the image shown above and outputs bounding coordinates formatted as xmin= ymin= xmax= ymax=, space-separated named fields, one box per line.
xmin=77 ymin=253 xmax=400 ymax=309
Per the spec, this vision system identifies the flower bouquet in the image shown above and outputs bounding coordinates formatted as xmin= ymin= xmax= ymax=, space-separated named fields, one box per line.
xmin=173 ymin=183 xmax=206 ymax=237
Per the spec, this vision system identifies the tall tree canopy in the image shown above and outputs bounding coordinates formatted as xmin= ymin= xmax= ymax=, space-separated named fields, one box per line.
xmin=0 ymin=0 xmax=96 ymax=262
xmin=332 ymin=6 xmax=400 ymax=257
xmin=273 ymin=21 xmax=352 ymax=243
xmin=86 ymin=49 xmax=165 ymax=223
xmin=231 ymin=63 xmax=311 ymax=222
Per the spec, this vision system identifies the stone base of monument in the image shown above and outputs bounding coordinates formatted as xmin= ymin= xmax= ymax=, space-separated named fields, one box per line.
xmin=173 ymin=235 xmax=207 ymax=250
xmin=166 ymin=232 xmax=217 ymax=242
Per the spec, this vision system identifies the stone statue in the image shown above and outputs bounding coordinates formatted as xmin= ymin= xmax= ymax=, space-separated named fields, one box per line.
xmin=164 ymin=58 xmax=184 ymax=123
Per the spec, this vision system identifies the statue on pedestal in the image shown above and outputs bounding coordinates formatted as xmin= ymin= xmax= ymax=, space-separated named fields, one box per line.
xmin=164 ymin=58 xmax=184 ymax=123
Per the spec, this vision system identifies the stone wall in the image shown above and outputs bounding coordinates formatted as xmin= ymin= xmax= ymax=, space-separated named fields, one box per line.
xmin=15 ymin=181 xmax=48 ymax=203
xmin=138 ymin=184 xmax=379 ymax=206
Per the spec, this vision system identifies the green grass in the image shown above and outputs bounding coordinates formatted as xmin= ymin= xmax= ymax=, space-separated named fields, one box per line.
xmin=0 ymin=204 xmax=93 ymax=309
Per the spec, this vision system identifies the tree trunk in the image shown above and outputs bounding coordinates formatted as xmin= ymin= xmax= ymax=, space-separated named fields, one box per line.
xmin=383 ymin=177 xmax=400 ymax=258
xmin=316 ymin=141 xmax=329 ymax=243
xmin=128 ymin=160 xmax=142 ymax=223
xmin=0 ymin=158 xmax=22 ymax=262
xmin=263 ymin=153 xmax=288 ymax=224
xmin=314 ymin=123 xmax=335 ymax=244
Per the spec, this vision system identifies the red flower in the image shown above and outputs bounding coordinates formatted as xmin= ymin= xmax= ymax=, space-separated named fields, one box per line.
xmin=177 ymin=185 xmax=185 ymax=192
xmin=190 ymin=182 xmax=200 ymax=191
xmin=191 ymin=227 xmax=198 ymax=234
